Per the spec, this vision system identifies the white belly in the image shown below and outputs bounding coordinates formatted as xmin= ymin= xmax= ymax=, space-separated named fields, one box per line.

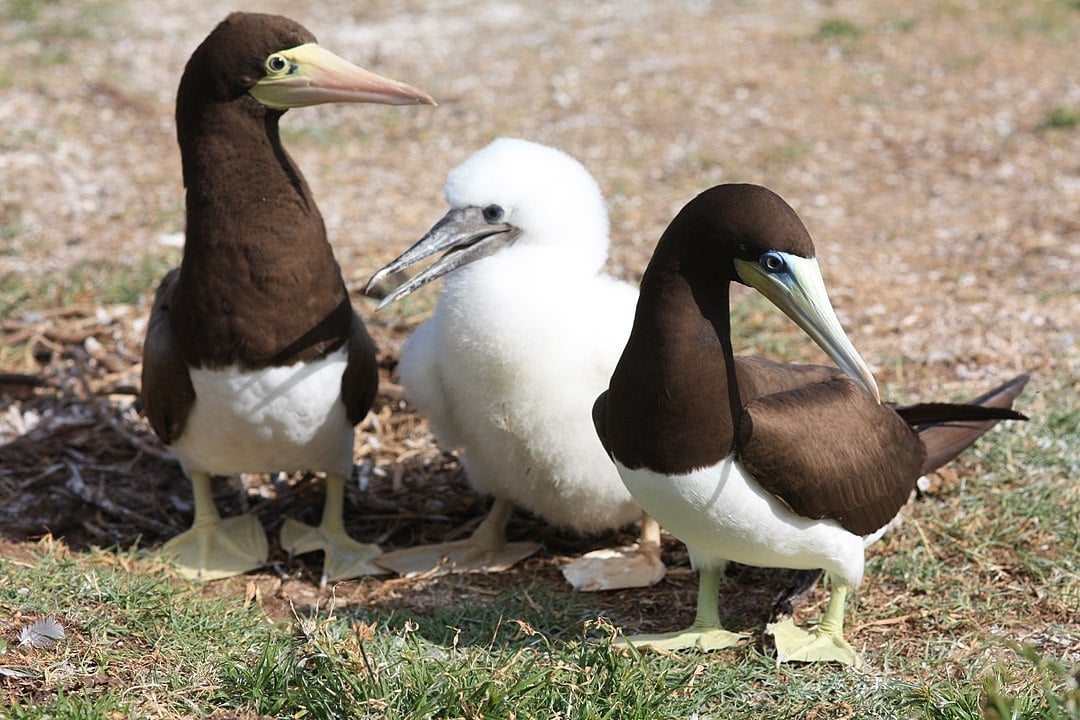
xmin=398 ymin=271 xmax=642 ymax=534
xmin=615 ymin=454 xmax=868 ymax=587
xmin=170 ymin=347 xmax=354 ymax=478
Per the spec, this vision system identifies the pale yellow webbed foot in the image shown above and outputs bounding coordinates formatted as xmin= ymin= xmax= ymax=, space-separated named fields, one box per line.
xmin=562 ymin=543 xmax=665 ymax=591
xmin=376 ymin=538 xmax=541 ymax=577
xmin=612 ymin=564 xmax=744 ymax=653
xmin=376 ymin=497 xmax=540 ymax=577
xmin=280 ymin=473 xmax=385 ymax=585
xmin=766 ymin=618 xmax=860 ymax=666
xmin=616 ymin=622 xmax=747 ymax=653
xmin=163 ymin=513 xmax=268 ymax=581
xmin=766 ymin=579 xmax=860 ymax=666
xmin=562 ymin=513 xmax=666 ymax=591
xmin=280 ymin=518 xmax=385 ymax=584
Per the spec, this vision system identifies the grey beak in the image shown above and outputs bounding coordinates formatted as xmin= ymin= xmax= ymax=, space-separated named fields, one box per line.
xmin=365 ymin=206 xmax=520 ymax=309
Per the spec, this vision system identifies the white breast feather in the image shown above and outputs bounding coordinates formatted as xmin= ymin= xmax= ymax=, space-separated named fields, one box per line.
xmin=614 ymin=455 xmax=870 ymax=587
xmin=170 ymin=347 xmax=354 ymax=478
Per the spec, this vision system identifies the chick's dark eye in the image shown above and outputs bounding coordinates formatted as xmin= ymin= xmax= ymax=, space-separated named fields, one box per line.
xmin=761 ymin=252 xmax=785 ymax=272
xmin=482 ymin=204 xmax=504 ymax=223
xmin=267 ymin=55 xmax=287 ymax=73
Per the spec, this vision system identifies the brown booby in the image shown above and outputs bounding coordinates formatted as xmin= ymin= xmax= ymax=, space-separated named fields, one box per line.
xmin=141 ymin=12 xmax=435 ymax=583
xmin=592 ymin=184 xmax=1027 ymax=663
xmin=365 ymin=138 xmax=664 ymax=590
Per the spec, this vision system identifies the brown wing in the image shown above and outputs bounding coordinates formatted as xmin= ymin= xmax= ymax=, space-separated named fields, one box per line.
xmin=736 ymin=375 xmax=924 ymax=536
xmin=592 ymin=390 xmax=611 ymax=456
xmin=140 ymin=268 xmax=195 ymax=444
xmin=340 ymin=309 xmax=379 ymax=426
xmin=733 ymin=355 xmax=841 ymax=403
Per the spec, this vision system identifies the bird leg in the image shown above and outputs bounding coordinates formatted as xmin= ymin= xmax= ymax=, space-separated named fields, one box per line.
xmin=375 ymin=497 xmax=541 ymax=577
xmin=615 ymin=565 xmax=747 ymax=652
xmin=640 ymin=512 xmax=661 ymax=546
xmin=766 ymin=574 xmax=859 ymax=665
xmin=280 ymin=472 xmax=385 ymax=586
xmin=561 ymin=512 xmax=667 ymax=591
xmin=162 ymin=471 xmax=268 ymax=581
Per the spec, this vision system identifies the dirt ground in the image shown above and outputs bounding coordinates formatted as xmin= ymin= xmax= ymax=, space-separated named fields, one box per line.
xmin=1 ymin=0 xmax=1078 ymax=637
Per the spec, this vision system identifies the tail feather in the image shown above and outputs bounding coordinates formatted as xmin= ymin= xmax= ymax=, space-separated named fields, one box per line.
xmin=896 ymin=374 xmax=1030 ymax=474
xmin=896 ymin=403 xmax=1027 ymax=427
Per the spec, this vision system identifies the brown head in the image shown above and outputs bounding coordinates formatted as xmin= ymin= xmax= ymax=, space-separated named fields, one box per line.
xmin=600 ymin=183 xmax=879 ymax=472
xmin=175 ymin=12 xmax=435 ymax=176
xmin=647 ymin=184 xmax=816 ymax=285
xmin=177 ymin=13 xmax=315 ymax=108
xmin=643 ymin=183 xmax=878 ymax=402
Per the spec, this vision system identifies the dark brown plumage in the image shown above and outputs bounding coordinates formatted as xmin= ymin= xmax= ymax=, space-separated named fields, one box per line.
xmin=170 ymin=13 xmax=367 ymax=373
xmin=140 ymin=12 xmax=433 ymax=583
xmin=770 ymin=371 xmax=1030 ymax=620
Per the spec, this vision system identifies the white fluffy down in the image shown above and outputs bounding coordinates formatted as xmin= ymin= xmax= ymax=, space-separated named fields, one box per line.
xmin=400 ymin=138 xmax=640 ymax=533
xmin=444 ymin=138 xmax=610 ymax=275
xmin=170 ymin=347 xmax=354 ymax=478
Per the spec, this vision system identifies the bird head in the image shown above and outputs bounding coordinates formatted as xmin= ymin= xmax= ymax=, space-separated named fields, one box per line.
xmin=367 ymin=138 xmax=610 ymax=307
xmin=657 ymin=184 xmax=881 ymax=402
xmin=177 ymin=12 xmax=435 ymax=112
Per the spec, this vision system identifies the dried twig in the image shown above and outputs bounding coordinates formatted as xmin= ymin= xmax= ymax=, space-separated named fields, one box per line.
xmin=63 ymin=460 xmax=174 ymax=537
xmin=69 ymin=353 xmax=173 ymax=463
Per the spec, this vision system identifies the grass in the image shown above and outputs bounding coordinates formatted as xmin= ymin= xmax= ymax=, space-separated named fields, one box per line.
xmin=869 ymin=383 xmax=1079 ymax=620
xmin=0 ymin=254 xmax=176 ymax=318
xmin=0 ymin=252 xmax=176 ymax=373
xmin=1 ymin=0 xmax=1076 ymax=711
xmin=728 ymin=288 xmax=826 ymax=362
xmin=211 ymin=614 xmax=726 ymax=719
xmin=0 ymin=203 xmax=23 ymax=247
xmin=1 ymin=0 xmax=44 ymax=22
xmin=817 ymin=18 xmax=863 ymax=40
xmin=983 ymin=0 xmax=1080 ymax=40
xmin=1 ymin=544 xmax=1076 ymax=719
xmin=1 ymin=0 xmax=122 ymax=40
xmin=1 ymin=373 xmax=1076 ymax=719
xmin=283 ymin=124 xmax=350 ymax=148
xmin=5 ymin=249 xmax=1072 ymax=719
xmin=1045 ymin=106 xmax=1080 ymax=130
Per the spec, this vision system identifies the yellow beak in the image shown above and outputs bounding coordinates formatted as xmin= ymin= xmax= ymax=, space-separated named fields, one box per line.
xmin=735 ymin=253 xmax=881 ymax=403
xmin=249 ymin=43 xmax=436 ymax=110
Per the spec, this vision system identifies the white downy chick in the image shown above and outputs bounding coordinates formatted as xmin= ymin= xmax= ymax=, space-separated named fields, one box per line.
xmin=368 ymin=138 xmax=663 ymax=589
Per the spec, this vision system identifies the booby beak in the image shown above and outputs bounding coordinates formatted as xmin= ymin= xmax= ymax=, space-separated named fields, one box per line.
xmin=735 ymin=253 xmax=881 ymax=403
xmin=366 ymin=206 xmax=521 ymax=309
xmin=249 ymin=42 xmax=436 ymax=109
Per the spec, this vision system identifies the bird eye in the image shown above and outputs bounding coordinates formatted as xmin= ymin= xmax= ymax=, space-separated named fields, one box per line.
xmin=266 ymin=54 xmax=288 ymax=73
xmin=482 ymin=204 xmax=504 ymax=223
xmin=760 ymin=252 xmax=785 ymax=272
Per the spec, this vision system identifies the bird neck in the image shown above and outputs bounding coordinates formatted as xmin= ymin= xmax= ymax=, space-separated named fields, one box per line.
xmin=605 ymin=266 xmax=740 ymax=473
xmin=178 ymin=99 xmax=317 ymax=239
xmin=170 ymin=99 xmax=351 ymax=370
